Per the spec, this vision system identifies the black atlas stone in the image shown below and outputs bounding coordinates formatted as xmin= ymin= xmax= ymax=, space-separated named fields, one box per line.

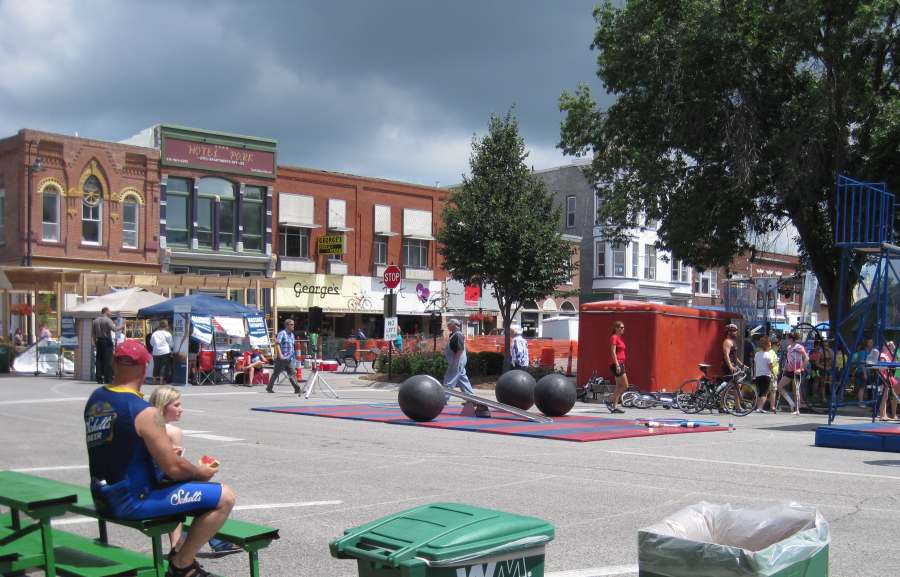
xmin=495 ymin=369 xmax=536 ymax=410
xmin=534 ymin=373 xmax=576 ymax=417
xmin=398 ymin=374 xmax=446 ymax=422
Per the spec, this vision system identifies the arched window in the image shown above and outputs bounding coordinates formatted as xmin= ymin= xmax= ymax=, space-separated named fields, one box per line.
xmin=42 ymin=186 xmax=61 ymax=242
xmin=560 ymin=301 xmax=577 ymax=315
xmin=122 ymin=199 xmax=139 ymax=248
xmin=523 ymin=300 xmax=539 ymax=310
xmin=82 ymin=175 xmax=103 ymax=245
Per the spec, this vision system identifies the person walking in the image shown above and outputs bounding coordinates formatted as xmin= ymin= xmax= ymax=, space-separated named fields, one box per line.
xmin=150 ymin=320 xmax=174 ymax=386
xmin=607 ymin=321 xmax=628 ymax=414
xmin=84 ymin=340 xmax=235 ymax=577
xmin=877 ymin=341 xmax=898 ymax=421
xmin=509 ymin=325 xmax=529 ymax=369
xmin=754 ymin=336 xmax=776 ymax=412
xmin=268 ymin=318 xmax=303 ymax=395
xmin=443 ymin=318 xmax=487 ymax=416
xmin=38 ymin=323 xmax=52 ymax=340
xmin=776 ymin=331 xmax=809 ymax=415
xmin=92 ymin=307 xmax=117 ymax=384
xmin=148 ymin=385 xmax=242 ymax=555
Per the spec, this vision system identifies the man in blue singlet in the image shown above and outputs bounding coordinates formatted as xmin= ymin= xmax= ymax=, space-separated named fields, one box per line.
xmin=84 ymin=340 xmax=236 ymax=577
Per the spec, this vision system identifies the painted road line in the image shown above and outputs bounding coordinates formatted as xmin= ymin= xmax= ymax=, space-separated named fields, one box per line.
xmin=234 ymin=500 xmax=342 ymax=511
xmin=607 ymin=450 xmax=900 ymax=481
xmin=547 ymin=565 xmax=638 ymax=577
xmin=0 ymin=397 xmax=87 ymax=405
xmin=186 ymin=433 xmax=245 ymax=442
xmin=13 ymin=465 xmax=88 ymax=472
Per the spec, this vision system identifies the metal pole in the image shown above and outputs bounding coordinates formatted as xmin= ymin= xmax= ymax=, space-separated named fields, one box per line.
xmin=387 ymin=288 xmax=393 ymax=380
xmin=26 ymin=163 xmax=32 ymax=267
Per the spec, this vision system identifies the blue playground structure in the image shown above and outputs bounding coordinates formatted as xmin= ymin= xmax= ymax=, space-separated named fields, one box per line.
xmin=829 ymin=175 xmax=899 ymax=424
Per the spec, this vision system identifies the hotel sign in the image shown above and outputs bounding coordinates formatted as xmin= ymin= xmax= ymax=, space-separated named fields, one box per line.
xmin=317 ymin=234 xmax=345 ymax=255
xmin=162 ymin=137 xmax=276 ymax=178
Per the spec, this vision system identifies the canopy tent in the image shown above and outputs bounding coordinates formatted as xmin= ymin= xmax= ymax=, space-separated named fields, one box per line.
xmin=137 ymin=294 xmax=261 ymax=319
xmin=67 ymin=287 xmax=168 ymax=318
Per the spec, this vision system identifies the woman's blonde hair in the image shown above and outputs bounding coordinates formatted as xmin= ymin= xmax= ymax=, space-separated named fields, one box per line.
xmin=149 ymin=385 xmax=181 ymax=411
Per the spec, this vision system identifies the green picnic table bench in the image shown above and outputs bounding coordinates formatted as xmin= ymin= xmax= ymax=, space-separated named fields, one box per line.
xmin=1 ymin=471 xmax=280 ymax=577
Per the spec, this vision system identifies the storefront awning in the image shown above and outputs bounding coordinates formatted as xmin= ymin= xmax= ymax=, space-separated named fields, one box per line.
xmin=404 ymin=234 xmax=436 ymax=241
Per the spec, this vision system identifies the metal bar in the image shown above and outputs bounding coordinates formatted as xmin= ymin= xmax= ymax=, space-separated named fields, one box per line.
xmin=39 ymin=518 xmax=57 ymax=577
xmin=249 ymin=550 xmax=260 ymax=577
xmin=426 ymin=375 xmax=553 ymax=423
xmin=152 ymin=534 xmax=165 ymax=577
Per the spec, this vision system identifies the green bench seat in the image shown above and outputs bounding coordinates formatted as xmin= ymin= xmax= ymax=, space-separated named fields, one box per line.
xmin=1 ymin=472 xmax=279 ymax=577
xmin=0 ymin=521 xmax=159 ymax=577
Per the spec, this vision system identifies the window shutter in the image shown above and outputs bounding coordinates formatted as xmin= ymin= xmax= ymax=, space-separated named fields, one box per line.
xmin=402 ymin=209 xmax=434 ymax=239
xmin=279 ymin=194 xmax=315 ymax=226
xmin=328 ymin=199 xmax=347 ymax=229
xmin=374 ymin=205 xmax=392 ymax=234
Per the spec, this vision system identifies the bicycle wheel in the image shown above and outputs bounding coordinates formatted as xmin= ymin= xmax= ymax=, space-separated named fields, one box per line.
xmin=620 ymin=386 xmax=640 ymax=407
xmin=677 ymin=379 xmax=704 ymax=414
xmin=723 ymin=382 xmax=758 ymax=416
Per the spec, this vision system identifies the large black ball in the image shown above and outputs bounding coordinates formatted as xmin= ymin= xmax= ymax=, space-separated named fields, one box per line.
xmin=398 ymin=375 xmax=446 ymax=422
xmin=534 ymin=373 xmax=576 ymax=417
xmin=495 ymin=370 xmax=536 ymax=410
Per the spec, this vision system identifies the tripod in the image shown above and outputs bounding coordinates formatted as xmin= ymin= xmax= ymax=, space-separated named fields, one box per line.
xmin=303 ymin=343 xmax=339 ymax=399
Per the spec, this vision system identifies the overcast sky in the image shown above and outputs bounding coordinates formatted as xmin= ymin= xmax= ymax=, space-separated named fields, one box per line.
xmin=0 ymin=0 xmax=610 ymax=186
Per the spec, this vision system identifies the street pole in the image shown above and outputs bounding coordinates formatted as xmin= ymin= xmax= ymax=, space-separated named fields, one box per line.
xmin=24 ymin=149 xmax=44 ymax=267
xmin=387 ymin=288 xmax=393 ymax=381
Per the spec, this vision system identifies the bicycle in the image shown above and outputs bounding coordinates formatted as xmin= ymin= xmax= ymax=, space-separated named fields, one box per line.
xmin=579 ymin=370 xmax=640 ymax=405
xmin=676 ymin=363 xmax=757 ymax=416
xmin=347 ymin=292 xmax=374 ymax=311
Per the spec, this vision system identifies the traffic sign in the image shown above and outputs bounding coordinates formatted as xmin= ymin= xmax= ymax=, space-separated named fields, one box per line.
xmin=383 ymin=265 xmax=401 ymax=289
xmin=384 ymin=316 xmax=399 ymax=340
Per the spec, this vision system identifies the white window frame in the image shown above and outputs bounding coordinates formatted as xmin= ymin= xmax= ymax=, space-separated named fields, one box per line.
xmin=42 ymin=187 xmax=60 ymax=242
xmin=278 ymin=225 xmax=310 ymax=259
xmin=0 ymin=186 xmax=6 ymax=245
xmin=374 ymin=235 xmax=388 ymax=265
xmin=612 ymin=243 xmax=626 ymax=277
xmin=122 ymin=200 xmax=139 ymax=248
xmin=595 ymin=241 xmax=606 ymax=277
xmin=694 ymin=270 xmax=718 ymax=296
xmin=82 ymin=197 xmax=102 ymax=246
xmin=402 ymin=237 xmax=429 ymax=269
xmin=631 ymin=242 xmax=639 ymax=278
xmin=671 ymin=259 xmax=690 ymax=283
xmin=644 ymin=244 xmax=656 ymax=280
xmin=566 ymin=196 xmax=576 ymax=228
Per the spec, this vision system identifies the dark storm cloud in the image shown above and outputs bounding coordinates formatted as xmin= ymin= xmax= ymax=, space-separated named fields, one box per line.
xmin=0 ymin=0 xmax=608 ymax=185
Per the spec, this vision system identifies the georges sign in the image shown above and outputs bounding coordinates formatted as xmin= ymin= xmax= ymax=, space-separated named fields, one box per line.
xmin=163 ymin=137 xmax=276 ymax=178
xmin=293 ymin=281 xmax=340 ymax=299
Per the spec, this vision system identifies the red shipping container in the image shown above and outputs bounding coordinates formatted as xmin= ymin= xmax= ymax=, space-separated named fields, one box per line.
xmin=577 ymin=301 xmax=744 ymax=392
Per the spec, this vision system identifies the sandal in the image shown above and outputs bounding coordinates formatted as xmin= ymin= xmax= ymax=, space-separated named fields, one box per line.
xmin=165 ymin=558 xmax=212 ymax=577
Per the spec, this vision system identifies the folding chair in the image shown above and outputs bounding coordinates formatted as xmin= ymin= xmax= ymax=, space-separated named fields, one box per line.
xmin=341 ymin=342 xmax=359 ymax=373
xmin=193 ymin=350 xmax=217 ymax=385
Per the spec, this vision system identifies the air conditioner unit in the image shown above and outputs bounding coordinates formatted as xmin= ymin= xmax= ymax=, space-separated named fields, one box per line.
xmin=710 ymin=288 xmax=720 ymax=297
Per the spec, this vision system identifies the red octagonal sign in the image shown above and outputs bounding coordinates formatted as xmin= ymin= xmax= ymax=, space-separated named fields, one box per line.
xmin=383 ymin=265 xmax=402 ymax=289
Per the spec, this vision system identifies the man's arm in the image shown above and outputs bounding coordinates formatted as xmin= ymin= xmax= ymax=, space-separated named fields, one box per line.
xmin=135 ymin=407 xmax=216 ymax=481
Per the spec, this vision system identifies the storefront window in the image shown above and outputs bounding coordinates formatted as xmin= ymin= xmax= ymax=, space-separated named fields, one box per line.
xmin=82 ymin=175 xmax=102 ymax=245
xmin=403 ymin=238 xmax=428 ymax=269
xmin=242 ymin=186 xmax=264 ymax=252
xmin=166 ymin=177 xmax=190 ymax=246
xmin=279 ymin=226 xmax=309 ymax=258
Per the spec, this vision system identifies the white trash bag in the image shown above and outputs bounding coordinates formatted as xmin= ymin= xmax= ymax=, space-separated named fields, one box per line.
xmin=638 ymin=501 xmax=829 ymax=577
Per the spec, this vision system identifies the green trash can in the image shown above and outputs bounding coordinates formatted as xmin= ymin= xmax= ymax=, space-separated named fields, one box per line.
xmin=330 ymin=502 xmax=555 ymax=577
xmin=0 ymin=344 xmax=10 ymax=373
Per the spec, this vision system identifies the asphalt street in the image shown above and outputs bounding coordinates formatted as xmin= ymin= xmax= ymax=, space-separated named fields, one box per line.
xmin=1 ymin=372 xmax=897 ymax=577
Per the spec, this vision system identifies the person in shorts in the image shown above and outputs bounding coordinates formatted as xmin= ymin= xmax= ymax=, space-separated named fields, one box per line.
xmin=149 ymin=320 xmax=174 ymax=386
xmin=776 ymin=331 xmax=809 ymax=415
xmin=84 ymin=340 xmax=236 ymax=577
xmin=753 ymin=336 xmax=775 ymax=412
xmin=607 ymin=321 xmax=628 ymax=414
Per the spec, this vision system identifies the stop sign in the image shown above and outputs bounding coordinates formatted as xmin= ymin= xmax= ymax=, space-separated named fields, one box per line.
xmin=383 ymin=265 xmax=401 ymax=289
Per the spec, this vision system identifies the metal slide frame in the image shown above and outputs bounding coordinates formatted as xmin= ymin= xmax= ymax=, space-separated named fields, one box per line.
xmin=422 ymin=375 xmax=553 ymax=423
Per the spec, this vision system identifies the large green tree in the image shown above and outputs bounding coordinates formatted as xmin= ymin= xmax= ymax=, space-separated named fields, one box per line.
xmin=438 ymin=112 xmax=574 ymax=365
xmin=559 ymin=0 xmax=898 ymax=322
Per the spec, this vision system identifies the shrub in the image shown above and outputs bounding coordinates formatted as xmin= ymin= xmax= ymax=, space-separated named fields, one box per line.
xmin=375 ymin=351 xmax=445 ymax=379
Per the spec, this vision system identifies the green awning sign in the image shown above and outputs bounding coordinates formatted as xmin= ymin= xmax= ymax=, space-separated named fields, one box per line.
xmin=317 ymin=235 xmax=345 ymax=255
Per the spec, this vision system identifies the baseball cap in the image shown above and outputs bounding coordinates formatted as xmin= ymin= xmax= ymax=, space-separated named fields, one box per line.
xmin=114 ymin=339 xmax=152 ymax=365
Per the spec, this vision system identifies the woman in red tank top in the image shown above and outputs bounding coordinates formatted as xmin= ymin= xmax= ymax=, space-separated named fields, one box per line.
xmin=608 ymin=321 xmax=628 ymax=413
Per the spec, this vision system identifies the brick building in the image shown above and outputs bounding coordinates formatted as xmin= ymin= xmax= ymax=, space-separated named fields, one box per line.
xmin=0 ymin=129 xmax=161 ymax=273
xmin=273 ymin=165 xmax=448 ymax=337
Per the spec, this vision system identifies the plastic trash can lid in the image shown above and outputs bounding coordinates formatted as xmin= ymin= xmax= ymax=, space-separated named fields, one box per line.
xmin=330 ymin=502 xmax=554 ymax=567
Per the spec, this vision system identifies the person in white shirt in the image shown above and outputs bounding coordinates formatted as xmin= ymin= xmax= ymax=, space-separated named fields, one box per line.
xmin=150 ymin=320 xmax=174 ymax=386
xmin=754 ymin=336 xmax=776 ymax=412
xmin=509 ymin=325 xmax=529 ymax=369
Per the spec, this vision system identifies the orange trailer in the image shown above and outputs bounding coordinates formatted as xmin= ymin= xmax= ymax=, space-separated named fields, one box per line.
xmin=577 ymin=301 xmax=744 ymax=392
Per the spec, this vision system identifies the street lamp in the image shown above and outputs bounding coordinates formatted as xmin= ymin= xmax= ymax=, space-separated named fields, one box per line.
xmin=25 ymin=153 xmax=45 ymax=267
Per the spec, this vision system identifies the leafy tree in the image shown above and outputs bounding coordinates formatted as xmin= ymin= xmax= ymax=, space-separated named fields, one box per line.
xmin=438 ymin=112 xmax=575 ymax=366
xmin=559 ymin=0 xmax=899 ymax=323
